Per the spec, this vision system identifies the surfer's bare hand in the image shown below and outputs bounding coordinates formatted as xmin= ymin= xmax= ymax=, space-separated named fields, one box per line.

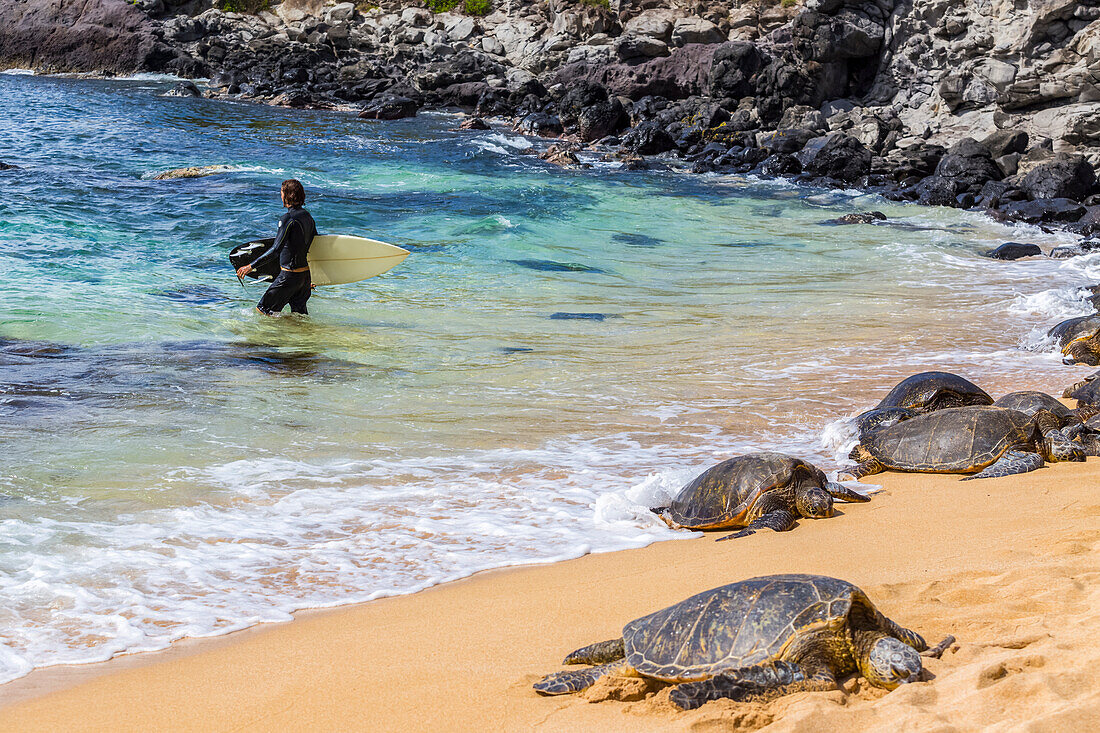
xmin=236 ymin=265 xmax=252 ymax=277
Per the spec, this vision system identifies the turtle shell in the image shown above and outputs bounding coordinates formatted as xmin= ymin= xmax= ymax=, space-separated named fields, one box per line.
xmin=994 ymin=391 xmax=1076 ymax=423
xmin=1065 ymin=370 xmax=1100 ymax=406
xmin=861 ymin=406 xmax=1034 ymax=472
xmin=663 ymin=452 xmax=825 ymax=530
xmin=875 ymin=371 xmax=992 ymax=412
xmin=622 ymin=575 xmax=875 ymax=682
xmin=1048 ymin=315 xmax=1100 ymax=347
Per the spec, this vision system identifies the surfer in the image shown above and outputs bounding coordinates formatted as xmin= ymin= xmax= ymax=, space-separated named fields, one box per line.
xmin=236 ymin=179 xmax=318 ymax=315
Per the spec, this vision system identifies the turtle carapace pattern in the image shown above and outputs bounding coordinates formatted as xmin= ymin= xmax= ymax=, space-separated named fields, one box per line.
xmin=875 ymin=371 xmax=993 ymax=412
xmin=533 ymin=574 xmax=953 ymax=710
xmin=653 ymin=452 xmax=868 ymax=541
xmin=844 ymin=406 xmax=1085 ymax=480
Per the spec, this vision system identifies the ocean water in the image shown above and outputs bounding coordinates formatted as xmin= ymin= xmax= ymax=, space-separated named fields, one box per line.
xmin=1 ymin=71 xmax=1097 ymax=683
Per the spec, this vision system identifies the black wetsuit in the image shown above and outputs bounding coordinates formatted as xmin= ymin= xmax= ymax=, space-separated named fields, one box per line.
xmin=250 ymin=206 xmax=318 ymax=315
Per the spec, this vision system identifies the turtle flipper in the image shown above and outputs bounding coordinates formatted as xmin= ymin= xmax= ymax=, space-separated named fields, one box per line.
xmin=668 ymin=661 xmax=834 ymax=710
xmin=563 ymin=638 xmax=625 ymax=665
xmin=533 ymin=660 xmax=633 ymax=695
xmin=839 ymin=458 xmax=884 ymax=480
xmin=715 ymin=510 xmax=796 ymax=541
xmin=825 ymin=481 xmax=870 ymax=503
xmin=961 ymin=450 xmax=1043 ymax=480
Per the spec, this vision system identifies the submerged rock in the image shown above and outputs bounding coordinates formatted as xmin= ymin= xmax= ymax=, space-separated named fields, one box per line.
xmin=822 ymin=211 xmax=886 ymax=225
xmin=152 ymin=165 xmax=233 ymax=180
xmin=0 ymin=161 xmax=19 ymax=171
xmin=164 ymin=81 xmax=200 ymax=98
xmin=983 ymin=242 xmax=1041 ymax=260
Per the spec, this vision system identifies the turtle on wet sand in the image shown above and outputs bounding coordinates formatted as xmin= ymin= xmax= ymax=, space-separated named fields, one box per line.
xmin=1048 ymin=315 xmax=1100 ymax=365
xmin=653 ymin=452 xmax=868 ymax=541
xmin=845 ymin=405 xmax=1085 ymax=480
xmin=999 ymin=390 xmax=1100 ymax=455
xmin=533 ymin=574 xmax=954 ymax=710
xmin=875 ymin=371 xmax=993 ymax=412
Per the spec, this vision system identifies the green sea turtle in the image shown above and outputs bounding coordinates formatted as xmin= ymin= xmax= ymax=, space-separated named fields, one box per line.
xmin=844 ymin=405 xmax=1085 ymax=480
xmin=853 ymin=406 xmax=920 ymax=439
xmin=653 ymin=453 xmax=868 ymax=541
xmin=875 ymin=371 xmax=993 ymax=412
xmin=1048 ymin=315 xmax=1100 ymax=365
xmin=533 ymin=574 xmax=954 ymax=710
xmin=1064 ymin=369 xmax=1100 ymax=406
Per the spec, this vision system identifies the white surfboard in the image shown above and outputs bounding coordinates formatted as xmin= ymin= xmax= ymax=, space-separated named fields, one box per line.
xmin=306 ymin=235 xmax=410 ymax=286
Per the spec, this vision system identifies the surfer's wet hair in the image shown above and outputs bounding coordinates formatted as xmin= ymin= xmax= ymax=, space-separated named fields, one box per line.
xmin=282 ymin=179 xmax=305 ymax=207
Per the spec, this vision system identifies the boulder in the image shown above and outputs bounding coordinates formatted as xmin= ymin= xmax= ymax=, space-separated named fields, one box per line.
xmin=671 ymin=18 xmax=724 ymax=47
xmin=1018 ymin=154 xmax=1098 ymax=202
xmin=540 ymin=144 xmax=581 ymax=167
xmin=758 ymin=128 xmax=817 ymax=154
xmin=577 ymin=98 xmax=627 ymax=142
xmin=358 ymin=95 xmax=418 ymax=120
xmin=757 ymin=153 xmax=803 ymax=176
xmin=709 ymin=42 xmax=766 ymax=101
xmin=459 ymin=117 xmax=490 ymax=130
xmin=999 ymin=198 xmax=1087 ymax=224
xmin=982 ymin=129 xmax=1029 ymax=159
xmin=822 ymin=211 xmax=887 ymax=225
xmin=515 ymin=112 xmax=563 ymax=137
xmin=799 ymin=134 xmax=871 ymax=182
xmin=620 ymin=121 xmax=676 ymax=156
xmin=616 ymin=35 xmax=670 ymax=61
xmin=983 ymin=242 xmax=1042 ymax=260
xmin=933 ymin=138 xmax=1003 ymax=193
xmin=622 ymin=10 xmax=674 ymax=42
xmin=553 ymin=44 xmax=715 ymax=101
xmin=909 ymin=175 xmax=962 ymax=206
xmin=164 ymin=81 xmax=201 ymax=98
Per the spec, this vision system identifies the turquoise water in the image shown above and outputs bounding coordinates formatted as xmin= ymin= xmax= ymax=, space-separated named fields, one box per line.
xmin=0 ymin=71 xmax=1094 ymax=681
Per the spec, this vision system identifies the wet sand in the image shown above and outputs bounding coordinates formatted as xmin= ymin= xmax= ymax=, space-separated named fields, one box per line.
xmin=1 ymin=460 xmax=1099 ymax=732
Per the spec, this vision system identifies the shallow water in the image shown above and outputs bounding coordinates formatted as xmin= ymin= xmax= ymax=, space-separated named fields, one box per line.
xmin=1 ymin=71 xmax=1097 ymax=682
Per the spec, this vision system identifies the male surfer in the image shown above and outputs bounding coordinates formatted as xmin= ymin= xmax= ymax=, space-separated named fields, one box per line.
xmin=236 ymin=179 xmax=318 ymax=316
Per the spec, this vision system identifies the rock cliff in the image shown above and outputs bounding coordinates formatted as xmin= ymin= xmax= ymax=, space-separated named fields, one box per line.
xmin=3 ymin=0 xmax=1100 ymax=228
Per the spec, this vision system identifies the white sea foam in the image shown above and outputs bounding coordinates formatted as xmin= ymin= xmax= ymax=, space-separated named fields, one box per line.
xmin=0 ymin=68 xmax=36 ymax=76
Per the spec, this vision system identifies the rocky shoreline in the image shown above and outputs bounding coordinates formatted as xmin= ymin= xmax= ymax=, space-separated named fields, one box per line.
xmin=4 ymin=0 xmax=1100 ymax=236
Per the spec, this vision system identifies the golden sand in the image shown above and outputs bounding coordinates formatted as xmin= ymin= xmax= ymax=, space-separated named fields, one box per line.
xmin=1 ymin=460 xmax=1098 ymax=732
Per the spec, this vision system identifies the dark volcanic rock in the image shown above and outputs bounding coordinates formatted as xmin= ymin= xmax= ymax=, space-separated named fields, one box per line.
xmin=709 ymin=42 xmax=766 ymax=100
xmin=909 ymin=175 xmax=961 ymax=206
xmin=757 ymin=153 xmax=802 ymax=176
xmin=934 ymin=138 xmax=1003 ymax=193
xmin=358 ymin=95 xmax=418 ymax=120
xmin=578 ymin=99 xmax=626 ymax=142
xmin=982 ymin=130 xmax=1029 ymax=159
xmin=1018 ymin=154 xmax=1098 ymax=202
xmin=0 ymin=161 xmax=18 ymax=171
xmin=799 ymin=134 xmax=871 ymax=182
xmin=164 ymin=81 xmax=201 ymax=98
xmin=999 ymin=198 xmax=1087 ymax=224
xmin=554 ymin=43 xmax=717 ymax=101
xmin=459 ymin=117 xmax=490 ymax=131
xmin=515 ymin=113 xmax=563 ymax=137
xmin=0 ymin=0 xmax=179 ymax=74
xmin=620 ymin=121 xmax=676 ymax=156
xmin=983 ymin=242 xmax=1042 ymax=260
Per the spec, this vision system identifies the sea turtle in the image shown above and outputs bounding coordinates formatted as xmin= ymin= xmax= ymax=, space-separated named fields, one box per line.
xmin=1064 ymin=369 xmax=1100 ymax=406
xmin=875 ymin=371 xmax=993 ymax=412
xmin=852 ymin=406 xmax=920 ymax=439
xmin=1048 ymin=314 xmax=1100 ymax=365
xmin=844 ymin=405 xmax=1085 ymax=480
xmin=998 ymin=389 xmax=1100 ymax=454
xmin=653 ymin=453 xmax=868 ymax=541
xmin=533 ymin=574 xmax=954 ymax=710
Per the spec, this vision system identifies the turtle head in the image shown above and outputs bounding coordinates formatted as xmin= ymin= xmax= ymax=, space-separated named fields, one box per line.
xmin=859 ymin=636 xmax=922 ymax=690
xmin=1064 ymin=340 xmax=1100 ymax=366
xmin=795 ymin=485 xmax=835 ymax=519
xmin=1042 ymin=430 xmax=1086 ymax=463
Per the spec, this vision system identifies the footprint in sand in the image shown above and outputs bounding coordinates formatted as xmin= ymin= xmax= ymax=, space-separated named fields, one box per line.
xmin=977 ymin=655 xmax=1048 ymax=690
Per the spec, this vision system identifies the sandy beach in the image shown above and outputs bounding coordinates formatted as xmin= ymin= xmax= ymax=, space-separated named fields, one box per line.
xmin=1 ymin=455 xmax=1098 ymax=732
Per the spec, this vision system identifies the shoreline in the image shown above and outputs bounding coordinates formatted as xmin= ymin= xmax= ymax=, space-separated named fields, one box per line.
xmin=1 ymin=461 xmax=1098 ymax=731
